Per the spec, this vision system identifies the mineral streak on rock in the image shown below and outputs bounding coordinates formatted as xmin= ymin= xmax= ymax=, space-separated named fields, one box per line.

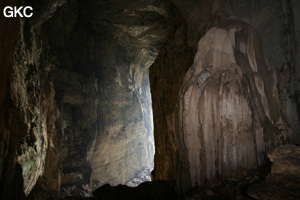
xmin=11 ymin=19 xmax=49 ymax=196
xmin=175 ymin=19 xmax=292 ymax=192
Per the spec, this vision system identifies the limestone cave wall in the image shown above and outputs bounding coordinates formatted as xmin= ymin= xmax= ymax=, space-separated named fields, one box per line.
xmin=1 ymin=0 xmax=174 ymax=198
xmin=24 ymin=0 xmax=173 ymax=196
xmin=0 ymin=0 xmax=299 ymax=199
xmin=0 ymin=0 xmax=24 ymax=199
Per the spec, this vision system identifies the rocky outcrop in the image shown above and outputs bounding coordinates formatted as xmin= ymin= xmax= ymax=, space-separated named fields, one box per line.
xmin=150 ymin=10 xmax=195 ymax=182
xmin=175 ymin=18 xmax=291 ymax=192
xmin=11 ymin=20 xmax=51 ymax=196
xmin=248 ymin=145 xmax=300 ymax=199
xmin=1 ymin=0 xmax=96 ymax=197
xmin=54 ymin=68 xmax=98 ymax=196
xmin=151 ymin=0 xmax=300 ymax=194
xmin=0 ymin=0 xmax=65 ymax=198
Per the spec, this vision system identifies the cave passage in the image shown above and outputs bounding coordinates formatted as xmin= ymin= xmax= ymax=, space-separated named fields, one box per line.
xmin=86 ymin=0 xmax=169 ymax=190
xmin=91 ymin=61 xmax=156 ymax=190
xmin=1 ymin=0 xmax=300 ymax=199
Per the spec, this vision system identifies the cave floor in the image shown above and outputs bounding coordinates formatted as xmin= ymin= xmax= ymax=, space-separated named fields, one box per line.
xmin=27 ymin=145 xmax=300 ymax=200
xmin=28 ymin=162 xmax=271 ymax=200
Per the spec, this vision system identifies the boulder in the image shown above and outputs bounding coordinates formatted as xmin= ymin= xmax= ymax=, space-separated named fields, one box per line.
xmin=248 ymin=145 xmax=300 ymax=200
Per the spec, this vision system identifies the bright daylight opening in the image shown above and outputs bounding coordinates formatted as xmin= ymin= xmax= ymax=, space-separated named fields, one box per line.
xmin=91 ymin=67 xmax=155 ymax=190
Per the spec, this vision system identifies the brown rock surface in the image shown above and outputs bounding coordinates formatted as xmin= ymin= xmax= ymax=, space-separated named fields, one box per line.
xmin=149 ymin=5 xmax=195 ymax=182
xmin=248 ymin=145 xmax=300 ymax=200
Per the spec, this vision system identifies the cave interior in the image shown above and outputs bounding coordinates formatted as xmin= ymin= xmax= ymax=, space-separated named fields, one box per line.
xmin=1 ymin=0 xmax=300 ymax=200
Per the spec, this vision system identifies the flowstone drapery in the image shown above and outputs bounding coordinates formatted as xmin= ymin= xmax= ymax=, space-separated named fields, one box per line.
xmin=176 ymin=19 xmax=291 ymax=192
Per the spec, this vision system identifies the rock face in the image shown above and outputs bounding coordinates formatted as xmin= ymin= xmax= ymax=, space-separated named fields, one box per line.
xmin=149 ymin=11 xmax=195 ymax=182
xmin=0 ymin=0 xmax=67 ymax=198
xmin=231 ymin=0 xmax=300 ymax=143
xmin=54 ymin=69 xmax=98 ymax=196
xmin=175 ymin=19 xmax=291 ymax=192
xmin=27 ymin=0 xmax=168 ymax=194
xmin=167 ymin=1 xmax=300 ymax=135
xmin=175 ymin=20 xmax=291 ymax=190
xmin=2 ymin=0 xmax=171 ymax=197
xmin=248 ymin=145 xmax=300 ymax=199
xmin=151 ymin=0 xmax=300 ymax=194
xmin=0 ymin=1 xmax=25 ymax=199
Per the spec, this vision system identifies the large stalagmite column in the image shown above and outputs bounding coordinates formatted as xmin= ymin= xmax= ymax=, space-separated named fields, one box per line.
xmin=176 ymin=19 xmax=292 ymax=192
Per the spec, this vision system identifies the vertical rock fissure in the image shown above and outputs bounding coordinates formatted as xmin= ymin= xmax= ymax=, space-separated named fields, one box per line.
xmin=276 ymin=0 xmax=300 ymax=138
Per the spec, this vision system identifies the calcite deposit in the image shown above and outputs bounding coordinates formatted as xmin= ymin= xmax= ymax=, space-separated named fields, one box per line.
xmin=175 ymin=19 xmax=291 ymax=192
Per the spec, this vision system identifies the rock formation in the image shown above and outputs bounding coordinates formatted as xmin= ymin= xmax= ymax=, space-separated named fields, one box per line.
xmin=0 ymin=1 xmax=25 ymax=199
xmin=175 ymin=19 xmax=291 ymax=192
xmin=151 ymin=0 xmax=300 ymax=194
xmin=0 ymin=0 xmax=300 ymax=199
xmin=248 ymin=145 xmax=300 ymax=199
xmin=2 ymin=0 xmax=172 ymax=198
